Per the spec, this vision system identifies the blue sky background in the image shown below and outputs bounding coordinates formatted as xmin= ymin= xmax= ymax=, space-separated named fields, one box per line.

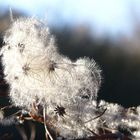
xmin=1 ymin=0 xmax=140 ymax=37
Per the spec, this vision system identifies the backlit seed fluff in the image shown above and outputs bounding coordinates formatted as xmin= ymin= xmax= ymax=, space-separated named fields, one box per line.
xmin=0 ymin=17 xmax=103 ymax=138
xmin=1 ymin=17 xmax=140 ymax=139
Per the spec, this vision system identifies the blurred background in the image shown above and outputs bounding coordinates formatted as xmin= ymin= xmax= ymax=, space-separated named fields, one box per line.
xmin=0 ymin=0 xmax=140 ymax=107
xmin=0 ymin=0 xmax=140 ymax=139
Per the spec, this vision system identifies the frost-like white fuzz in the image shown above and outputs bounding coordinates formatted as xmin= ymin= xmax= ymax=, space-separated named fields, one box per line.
xmin=2 ymin=17 xmax=140 ymax=139
xmin=98 ymin=101 xmax=140 ymax=139
xmin=1 ymin=17 xmax=102 ymax=138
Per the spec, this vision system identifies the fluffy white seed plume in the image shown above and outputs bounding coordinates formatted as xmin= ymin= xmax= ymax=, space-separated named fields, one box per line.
xmin=2 ymin=17 xmax=140 ymax=139
xmin=1 ymin=17 xmax=102 ymax=138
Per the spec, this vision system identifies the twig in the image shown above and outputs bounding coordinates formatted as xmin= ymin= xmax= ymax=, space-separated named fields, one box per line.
xmin=85 ymin=127 xmax=99 ymax=136
xmin=9 ymin=110 xmax=22 ymax=117
xmin=84 ymin=108 xmax=107 ymax=124
xmin=0 ymin=105 xmax=14 ymax=111
xmin=43 ymin=107 xmax=53 ymax=140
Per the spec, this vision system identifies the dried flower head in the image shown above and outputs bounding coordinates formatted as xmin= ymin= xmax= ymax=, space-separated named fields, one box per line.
xmin=0 ymin=17 xmax=103 ymax=138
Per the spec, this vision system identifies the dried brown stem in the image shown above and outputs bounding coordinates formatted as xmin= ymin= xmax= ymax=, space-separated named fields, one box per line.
xmin=43 ymin=108 xmax=53 ymax=140
xmin=84 ymin=108 xmax=107 ymax=123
